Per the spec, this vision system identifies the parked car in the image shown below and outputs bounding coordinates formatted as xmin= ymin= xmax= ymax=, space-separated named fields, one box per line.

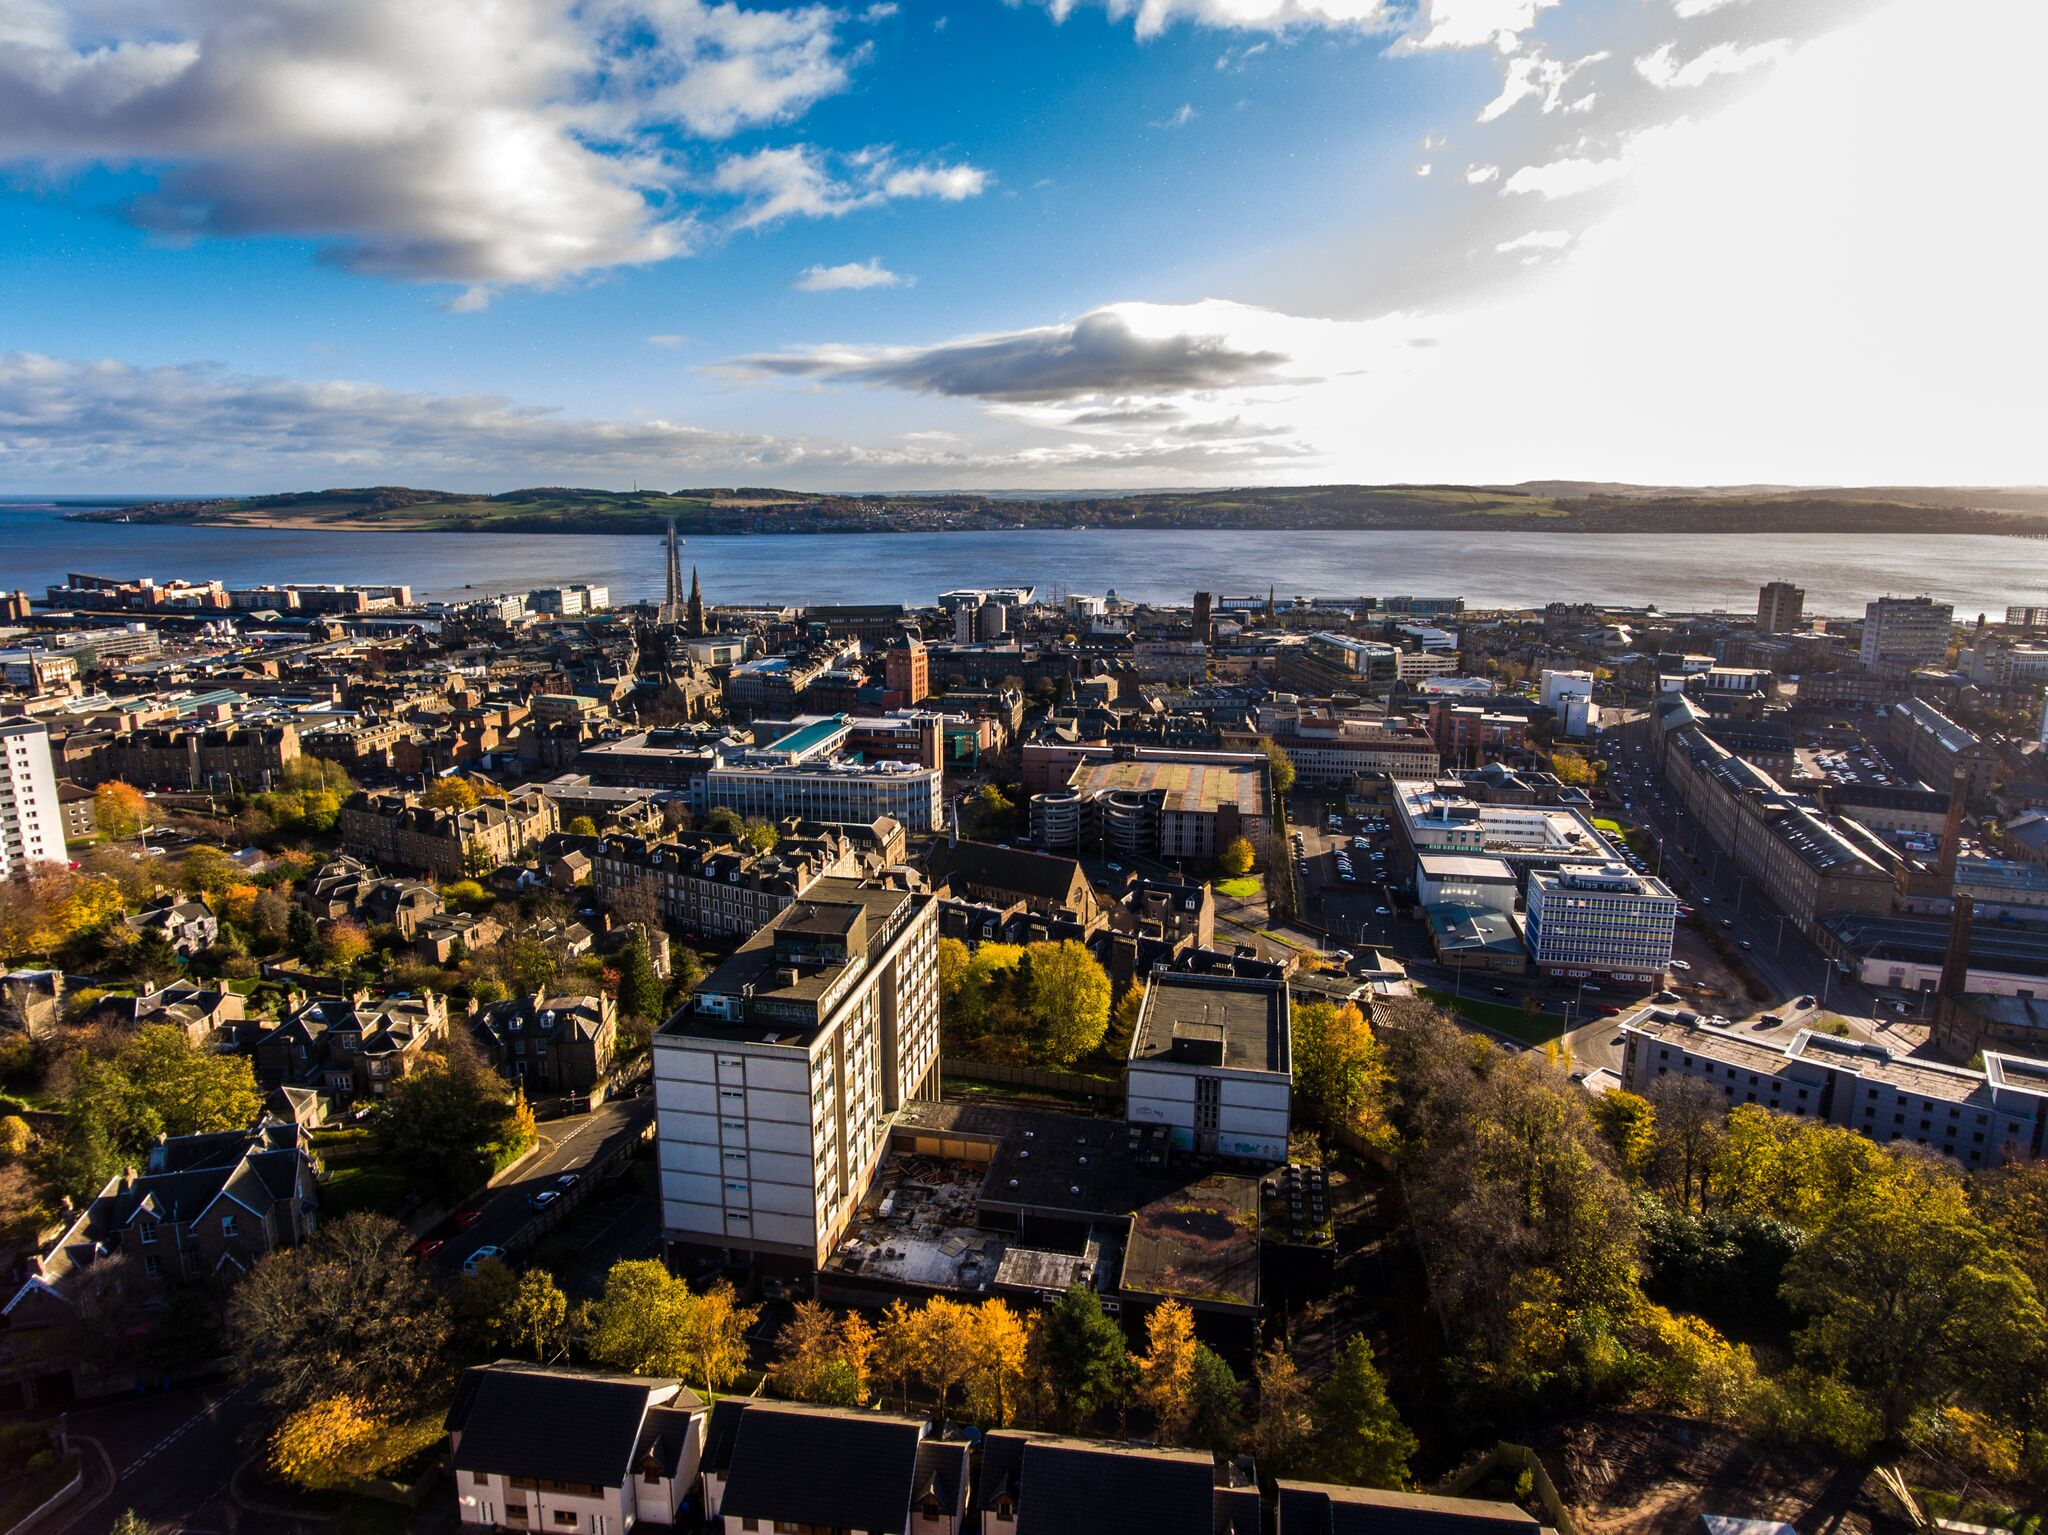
xmin=463 ymin=1246 xmax=504 ymax=1274
xmin=453 ymin=1207 xmax=485 ymax=1231
xmin=529 ymin=1190 xmax=561 ymax=1211
xmin=557 ymin=1172 xmax=581 ymax=1188
xmin=409 ymin=1236 xmax=444 ymax=1262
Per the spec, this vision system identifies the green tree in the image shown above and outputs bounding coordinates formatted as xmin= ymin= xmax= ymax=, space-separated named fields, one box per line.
xmin=740 ymin=818 xmax=779 ymax=855
xmin=1185 ymin=1345 xmax=1246 ymax=1455
xmin=506 ymin=1269 xmax=569 ymax=1362
xmin=375 ymin=1046 xmax=520 ymax=1198
xmin=227 ymin=1213 xmax=451 ymax=1414
xmin=109 ymin=1512 xmax=151 ymax=1535
xmin=1783 ymin=1158 xmax=2044 ymax=1443
xmin=1217 ymin=837 xmax=1256 ymax=879
xmin=703 ymin=806 xmax=745 ymax=841
xmin=587 ymin=1260 xmax=697 ymax=1378
xmin=1028 ymin=940 xmax=1112 ymax=1064
xmin=1291 ymin=1001 xmax=1391 ymax=1147
xmin=0 ymin=1116 xmax=30 ymax=1163
xmin=1251 ymin=1341 xmax=1313 ymax=1476
xmin=452 ymin=1256 xmax=521 ymax=1355
xmin=1314 ymin=1336 xmax=1416 ymax=1488
xmin=566 ymin=815 xmax=599 ymax=837
xmin=616 ymin=933 xmax=665 ymax=1026
xmin=1258 ymin=736 xmax=1296 ymax=795
xmin=1040 ymin=1285 xmax=1129 ymax=1432
xmin=49 ymin=1025 xmax=262 ymax=1198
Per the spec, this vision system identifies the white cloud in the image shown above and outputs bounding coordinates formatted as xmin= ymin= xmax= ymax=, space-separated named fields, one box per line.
xmin=1402 ymin=0 xmax=1559 ymax=51
xmin=1495 ymin=229 xmax=1570 ymax=251
xmin=714 ymin=146 xmax=989 ymax=229
xmin=1422 ymin=131 xmax=1448 ymax=149
xmin=1478 ymin=49 xmax=1609 ymax=122
xmin=1041 ymin=1 xmax=1394 ymax=40
xmin=0 ymin=0 xmax=969 ymax=291
xmin=1636 ymin=38 xmax=1788 ymax=89
xmin=646 ymin=334 xmax=690 ymax=348
xmin=794 ymin=258 xmax=910 ymax=291
xmin=862 ymin=3 xmax=900 ymax=18
xmin=1152 ymin=104 xmax=1199 ymax=128
xmin=1415 ymin=162 xmax=1433 ymax=176
xmin=1673 ymin=0 xmax=1748 ymax=16
xmin=1502 ymin=152 xmax=1630 ymax=198
xmin=1465 ymin=163 xmax=1501 ymax=183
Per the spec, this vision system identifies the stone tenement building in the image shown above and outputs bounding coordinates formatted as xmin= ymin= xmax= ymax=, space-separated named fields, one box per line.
xmin=340 ymin=787 xmax=559 ymax=879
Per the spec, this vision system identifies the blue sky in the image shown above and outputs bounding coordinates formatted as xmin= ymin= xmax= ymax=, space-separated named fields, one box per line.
xmin=1 ymin=0 xmax=2042 ymax=492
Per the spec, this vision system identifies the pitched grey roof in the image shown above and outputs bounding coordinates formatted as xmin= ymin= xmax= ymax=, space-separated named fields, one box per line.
xmin=448 ymin=1364 xmax=691 ymax=1489
xmin=1015 ymin=1440 xmax=1216 ymax=1535
xmin=719 ymin=1403 xmax=925 ymax=1535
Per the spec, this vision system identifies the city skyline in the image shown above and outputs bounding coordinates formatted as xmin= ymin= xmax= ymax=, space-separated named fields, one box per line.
xmin=2 ymin=0 xmax=2042 ymax=493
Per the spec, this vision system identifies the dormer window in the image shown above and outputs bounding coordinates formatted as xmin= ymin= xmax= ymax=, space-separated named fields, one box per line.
xmin=139 ymin=1219 xmax=159 ymax=1245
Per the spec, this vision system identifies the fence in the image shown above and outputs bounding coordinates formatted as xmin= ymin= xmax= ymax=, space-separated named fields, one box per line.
xmin=945 ymin=1058 xmax=1123 ymax=1106
xmin=1436 ymin=1442 xmax=1578 ymax=1535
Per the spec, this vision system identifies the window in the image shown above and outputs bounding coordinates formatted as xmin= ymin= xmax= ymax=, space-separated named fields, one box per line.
xmin=470 ymin=1471 xmax=491 ymax=1486
xmin=221 ymin=1214 xmax=239 ymax=1238
xmin=143 ymin=1255 xmax=162 ymax=1279
xmin=552 ymin=1512 xmax=577 ymax=1528
xmin=139 ymin=1220 xmax=158 ymax=1245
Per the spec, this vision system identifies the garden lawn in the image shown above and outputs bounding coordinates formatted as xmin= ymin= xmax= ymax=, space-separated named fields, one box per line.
xmin=1214 ymin=875 xmax=1263 ymax=900
xmin=1418 ymin=987 xmax=1567 ymax=1048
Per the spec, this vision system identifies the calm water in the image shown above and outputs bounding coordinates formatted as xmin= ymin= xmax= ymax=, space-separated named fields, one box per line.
xmin=1 ymin=501 xmax=2042 ymax=616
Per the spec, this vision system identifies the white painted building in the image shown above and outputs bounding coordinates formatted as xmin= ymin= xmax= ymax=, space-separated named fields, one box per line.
xmin=449 ymin=1363 xmax=704 ymax=1534
xmin=0 ymin=722 xmax=67 ymax=877
xmin=653 ymin=878 xmax=940 ymax=1271
xmin=1415 ymin=853 xmax=1520 ymax=916
xmin=1541 ymin=668 xmax=1599 ymax=739
xmin=1524 ymin=861 xmax=1677 ymax=982
xmin=1127 ymin=971 xmax=1291 ymax=1162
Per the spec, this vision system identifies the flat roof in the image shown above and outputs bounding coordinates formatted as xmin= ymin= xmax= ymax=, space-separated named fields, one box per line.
xmin=1120 ymin=1173 xmax=1261 ymax=1312
xmin=1130 ymin=972 xmax=1288 ymax=1075
xmin=1416 ymin=853 xmax=1518 ymax=883
xmin=1069 ymin=757 xmax=1264 ymax=816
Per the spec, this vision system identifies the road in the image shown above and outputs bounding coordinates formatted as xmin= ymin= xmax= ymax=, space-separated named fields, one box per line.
xmin=51 ymin=1380 xmax=268 ymax=1535
xmin=429 ymin=1091 xmax=655 ymax=1275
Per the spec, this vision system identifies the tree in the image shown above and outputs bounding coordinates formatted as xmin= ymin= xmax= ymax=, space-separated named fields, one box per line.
xmin=1590 ymin=1089 xmax=1657 ymax=1180
xmin=1314 ymin=1337 xmax=1416 ymax=1489
xmin=1251 ymin=1341 xmax=1313 ymax=1476
xmin=1647 ymin=1075 xmax=1726 ymax=1213
xmin=314 ymin=919 xmax=373 ymax=976
xmin=376 ymin=1045 xmax=520 ymax=1198
xmin=442 ymin=880 xmax=489 ymax=911
xmin=916 ymin=1297 xmax=979 ymax=1421
xmin=506 ymin=1270 xmax=569 ymax=1362
xmin=421 ymin=778 xmax=481 ymax=812
xmin=1783 ymin=1158 xmax=2044 ymax=1443
xmin=586 ymin=1260 xmax=697 ymax=1378
xmin=109 ymin=1512 xmax=152 ymax=1535
xmin=566 ymin=815 xmax=599 ymax=837
xmin=1041 ymin=1285 xmax=1129 ymax=1431
xmin=1291 ymin=1001 xmax=1391 ymax=1147
xmin=964 ymin=1300 xmax=1030 ymax=1428
xmin=228 ymin=1213 xmax=451 ymax=1414
xmin=1257 ymin=736 xmax=1296 ymax=795
xmin=95 ymin=781 xmax=149 ymax=840
xmin=267 ymin=1394 xmax=386 ymax=1491
xmin=49 ymin=1024 xmax=262 ymax=1198
xmin=740 ymin=818 xmax=779 ymax=855
xmin=617 ymin=934 xmax=665 ymax=1026
xmin=1217 ymin=837 xmax=1256 ymax=879
xmin=683 ymin=1280 xmax=759 ymax=1395
xmin=452 ymin=1257 xmax=521 ymax=1355
xmin=1185 ymin=1345 xmax=1245 ymax=1455
xmin=0 ymin=866 xmax=125 ymax=962
xmin=1136 ymin=1300 xmax=1200 ymax=1445
xmin=1548 ymin=750 xmax=1596 ymax=789
xmin=1029 ymin=940 xmax=1112 ymax=1064
xmin=874 ymin=1298 xmax=924 ymax=1413
xmin=0 ymin=1116 xmax=29 ymax=1163
xmin=703 ymin=806 xmax=745 ymax=841
xmin=771 ymin=1301 xmax=845 ymax=1402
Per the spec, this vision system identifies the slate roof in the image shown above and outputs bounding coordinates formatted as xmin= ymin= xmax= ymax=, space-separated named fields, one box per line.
xmin=1275 ymin=1481 xmax=1540 ymax=1535
xmin=700 ymin=1396 xmax=749 ymax=1476
xmin=913 ymin=1440 xmax=971 ymax=1521
xmin=448 ymin=1364 xmax=696 ymax=1489
xmin=1014 ymin=1440 xmax=1217 ymax=1535
xmin=936 ymin=840 xmax=1090 ymax=906
xmin=636 ymin=1405 xmax=700 ymax=1480
xmin=718 ymin=1403 xmax=925 ymax=1534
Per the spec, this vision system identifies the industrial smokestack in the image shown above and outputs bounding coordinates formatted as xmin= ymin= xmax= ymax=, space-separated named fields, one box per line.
xmin=1939 ymin=892 xmax=1974 ymax=998
xmin=1936 ymin=767 xmax=1968 ymax=883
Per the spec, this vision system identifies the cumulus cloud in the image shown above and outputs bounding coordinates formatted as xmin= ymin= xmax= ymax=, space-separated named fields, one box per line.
xmin=1465 ymin=163 xmax=1501 ymax=183
xmin=1636 ymin=38 xmax=1788 ymax=89
xmin=793 ymin=258 xmax=909 ymax=291
xmin=1039 ymin=1 xmax=1394 ymax=40
xmin=1496 ymin=229 xmax=1570 ymax=251
xmin=1673 ymin=0 xmax=1748 ymax=15
xmin=714 ymin=146 xmax=989 ymax=229
xmin=1478 ymin=49 xmax=1610 ymax=122
xmin=1402 ymin=0 xmax=1559 ymax=51
xmin=0 ymin=0 xmax=968 ymax=291
xmin=727 ymin=304 xmax=1294 ymax=402
xmin=1502 ymin=152 xmax=1631 ymax=198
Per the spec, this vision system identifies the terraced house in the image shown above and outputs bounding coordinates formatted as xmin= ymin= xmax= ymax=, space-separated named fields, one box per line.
xmin=341 ymin=786 xmax=558 ymax=879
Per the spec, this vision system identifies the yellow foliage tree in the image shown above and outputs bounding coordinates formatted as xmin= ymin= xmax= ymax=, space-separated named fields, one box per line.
xmin=964 ymin=1300 xmax=1030 ymax=1428
xmin=1136 ymin=1300 xmax=1200 ymax=1445
xmin=268 ymin=1394 xmax=385 ymax=1491
xmin=94 ymin=781 xmax=149 ymax=840
xmin=1217 ymin=837 xmax=1256 ymax=879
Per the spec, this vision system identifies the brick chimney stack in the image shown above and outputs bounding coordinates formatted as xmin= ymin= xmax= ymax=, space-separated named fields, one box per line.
xmin=1939 ymin=892 xmax=1975 ymax=998
xmin=1936 ymin=766 xmax=1968 ymax=884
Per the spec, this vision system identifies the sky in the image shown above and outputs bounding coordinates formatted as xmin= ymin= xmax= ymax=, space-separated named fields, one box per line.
xmin=0 ymin=0 xmax=2042 ymax=494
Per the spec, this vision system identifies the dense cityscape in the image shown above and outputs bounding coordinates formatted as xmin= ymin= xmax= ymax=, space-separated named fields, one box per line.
xmin=1 ymin=542 xmax=2046 ymax=1534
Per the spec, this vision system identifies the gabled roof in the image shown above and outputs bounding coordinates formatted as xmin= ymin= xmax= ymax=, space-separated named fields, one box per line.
xmin=718 ymin=1403 xmax=925 ymax=1535
xmin=700 ymin=1397 xmax=749 ymax=1476
xmin=448 ymin=1363 xmax=694 ymax=1489
xmin=1274 ymin=1480 xmax=1540 ymax=1535
xmin=913 ymin=1440 xmax=970 ymax=1520
xmin=1015 ymin=1439 xmax=1217 ymax=1535
xmin=936 ymin=839 xmax=1089 ymax=905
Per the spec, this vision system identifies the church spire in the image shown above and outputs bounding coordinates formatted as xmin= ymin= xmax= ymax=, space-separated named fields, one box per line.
xmin=687 ymin=564 xmax=706 ymax=636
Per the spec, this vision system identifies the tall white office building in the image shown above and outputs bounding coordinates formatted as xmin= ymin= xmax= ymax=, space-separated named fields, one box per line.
xmin=0 ymin=722 xmax=67 ymax=877
xmin=1524 ymin=861 xmax=1678 ymax=983
xmin=1859 ymin=596 xmax=1953 ymax=673
xmin=652 ymin=878 xmax=939 ymax=1273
